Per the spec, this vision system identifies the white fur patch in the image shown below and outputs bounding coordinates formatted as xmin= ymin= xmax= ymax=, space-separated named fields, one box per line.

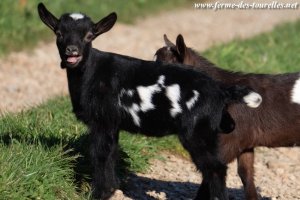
xmin=186 ymin=90 xmax=199 ymax=110
xmin=243 ymin=92 xmax=262 ymax=108
xmin=120 ymin=103 xmax=141 ymax=126
xmin=166 ymin=84 xmax=182 ymax=117
xmin=137 ymin=85 xmax=161 ymax=112
xmin=137 ymin=75 xmax=165 ymax=112
xmin=69 ymin=13 xmax=84 ymax=20
xmin=153 ymin=55 xmax=157 ymax=61
xmin=120 ymin=89 xmax=134 ymax=97
xmin=291 ymin=77 xmax=300 ymax=104
xmin=120 ymin=76 xmax=167 ymax=126
xmin=157 ymin=75 xmax=166 ymax=86
xmin=127 ymin=103 xmax=141 ymax=126
xmin=119 ymin=89 xmax=140 ymax=126
xmin=119 ymin=89 xmax=134 ymax=107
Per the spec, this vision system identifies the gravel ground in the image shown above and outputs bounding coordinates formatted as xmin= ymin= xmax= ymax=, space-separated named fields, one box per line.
xmin=112 ymin=148 xmax=300 ymax=200
xmin=1 ymin=1 xmax=300 ymax=199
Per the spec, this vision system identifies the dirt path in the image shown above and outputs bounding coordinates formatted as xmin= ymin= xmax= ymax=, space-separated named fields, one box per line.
xmin=1 ymin=1 xmax=300 ymax=199
xmin=1 ymin=1 xmax=300 ymax=113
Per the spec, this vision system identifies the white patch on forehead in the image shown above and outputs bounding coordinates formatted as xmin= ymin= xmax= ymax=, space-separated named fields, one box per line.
xmin=166 ymin=84 xmax=182 ymax=117
xmin=137 ymin=75 xmax=165 ymax=112
xmin=186 ymin=90 xmax=199 ymax=110
xmin=291 ymin=77 xmax=300 ymax=105
xmin=69 ymin=13 xmax=85 ymax=20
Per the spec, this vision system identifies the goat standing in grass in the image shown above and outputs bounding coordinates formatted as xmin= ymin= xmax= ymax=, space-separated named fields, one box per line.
xmin=155 ymin=34 xmax=300 ymax=200
xmin=38 ymin=4 xmax=262 ymax=200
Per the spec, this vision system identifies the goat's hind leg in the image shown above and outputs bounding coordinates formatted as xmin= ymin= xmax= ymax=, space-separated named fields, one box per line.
xmin=179 ymin=129 xmax=228 ymax=200
xmin=238 ymin=148 xmax=258 ymax=200
xmin=89 ymin=124 xmax=120 ymax=200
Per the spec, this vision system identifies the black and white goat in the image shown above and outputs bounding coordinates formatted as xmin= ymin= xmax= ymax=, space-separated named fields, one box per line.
xmin=155 ymin=34 xmax=300 ymax=200
xmin=38 ymin=4 xmax=262 ymax=200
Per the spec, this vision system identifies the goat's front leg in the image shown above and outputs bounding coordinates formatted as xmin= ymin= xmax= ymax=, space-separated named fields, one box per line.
xmin=89 ymin=125 xmax=120 ymax=200
xmin=237 ymin=148 xmax=258 ymax=200
xmin=194 ymin=154 xmax=228 ymax=200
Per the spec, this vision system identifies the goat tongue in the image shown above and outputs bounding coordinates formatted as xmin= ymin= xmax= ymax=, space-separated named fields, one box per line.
xmin=67 ymin=56 xmax=78 ymax=64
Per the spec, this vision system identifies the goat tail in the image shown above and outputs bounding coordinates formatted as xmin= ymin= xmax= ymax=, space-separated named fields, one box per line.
xmin=224 ymin=85 xmax=262 ymax=108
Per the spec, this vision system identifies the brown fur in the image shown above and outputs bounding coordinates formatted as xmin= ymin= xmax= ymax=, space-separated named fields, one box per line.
xmin=155 ymin=34 xmax=300 ymax=200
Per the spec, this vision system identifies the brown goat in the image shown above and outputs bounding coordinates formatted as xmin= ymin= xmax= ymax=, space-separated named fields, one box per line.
xmin=154 ymin=34 xmax=300 ymax=200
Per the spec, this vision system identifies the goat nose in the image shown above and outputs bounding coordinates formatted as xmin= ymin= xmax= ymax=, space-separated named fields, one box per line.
xmin=66 ymin=45 xmax=79 ymax=55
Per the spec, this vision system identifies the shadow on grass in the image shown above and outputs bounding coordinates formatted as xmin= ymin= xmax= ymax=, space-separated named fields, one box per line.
xmin=0 ymin=134 xmax=271 ymax=199
xmin=0 ymin=132 xmax=130 ymax=194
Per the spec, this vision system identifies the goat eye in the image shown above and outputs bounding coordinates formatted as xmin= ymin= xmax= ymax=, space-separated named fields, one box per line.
xmin=84 ymin=32 xmax=94 ymax=42
xmin=56 ymin=31 xmax=63 ymax=39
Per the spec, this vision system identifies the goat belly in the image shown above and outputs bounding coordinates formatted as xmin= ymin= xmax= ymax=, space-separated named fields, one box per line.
xmin=139 ymin=112 xmax=178 ymax=137
xmin=120 ymin=109 xmax=178 ymax=137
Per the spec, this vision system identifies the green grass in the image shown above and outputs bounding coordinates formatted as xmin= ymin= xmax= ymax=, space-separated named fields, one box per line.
xmin=1 ymin=19 xmax=299 ymax=199
xmin=0 ymin=96 xmax=181 ymax=199
xmin=0 ymin=143 xmax=82 ymax=200
xmin=0 ymin=0 xmax=192 ymax=56
xmin=203 ymin=20 xmax=300 ymax=74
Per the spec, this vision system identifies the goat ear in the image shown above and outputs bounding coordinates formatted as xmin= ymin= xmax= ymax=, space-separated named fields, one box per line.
xmin=93 ymin=12 xmax=117 ymax=37
xmin=37 ymin=3 xmax=58 ymax=32
xmin=176 ymin=34 xmax=186 ymax=58
xmin=163 ymin=34 xmax=175 ymax=47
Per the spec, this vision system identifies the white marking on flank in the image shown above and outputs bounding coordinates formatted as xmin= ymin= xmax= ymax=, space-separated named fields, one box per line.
xmin=119 ymin=75 xmax=168 ymax=126
xmin=137 ymin=85 xmax=160 ymax=112
xmin=119 ymin=89 xmax=140 ymax=126
xmin=127 ymin=90 xmax=134 ymax=96
xmin=120 ymin=89 xmax=126 ymax=96
xmin=127 ymin=103 xmax=141 ymax=126
xmin=137 ymin=75 xmax=165 ymax=112
xmin=166 ymin=84 xmax=182 ymax=117
xmin=291 ymin=77 xmax=300 ymax=104
xmin=243 ymin=92 xmax=262 ymax=108
xmin=69 ymin=13 xmax=85 ymax=20
xmin=119 ymin=89 xmax=134 ymax=106
xmin=186 ymin=90 xmax=199 ymax=110
xmin=157 ymin=75 xmax=166 ymax=87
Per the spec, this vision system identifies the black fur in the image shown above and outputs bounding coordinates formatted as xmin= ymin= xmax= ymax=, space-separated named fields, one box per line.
xmin=38 ymin=4 xmax=261 ymax=200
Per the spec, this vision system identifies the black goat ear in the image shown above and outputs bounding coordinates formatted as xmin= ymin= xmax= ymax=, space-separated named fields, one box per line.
xmin=93 ymin=12 xmax=117 ymax=37
xmin=163 ymin=34 xmax=175 ymax=47
xmin=37 ymin=3 xmax=58 ymax=32
xmin=176 ymin=34 xmax=186 ymax=59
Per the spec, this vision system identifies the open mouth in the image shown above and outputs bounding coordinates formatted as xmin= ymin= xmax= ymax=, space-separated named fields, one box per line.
xmin=66 ymin=55 xmax=83 ymax=66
